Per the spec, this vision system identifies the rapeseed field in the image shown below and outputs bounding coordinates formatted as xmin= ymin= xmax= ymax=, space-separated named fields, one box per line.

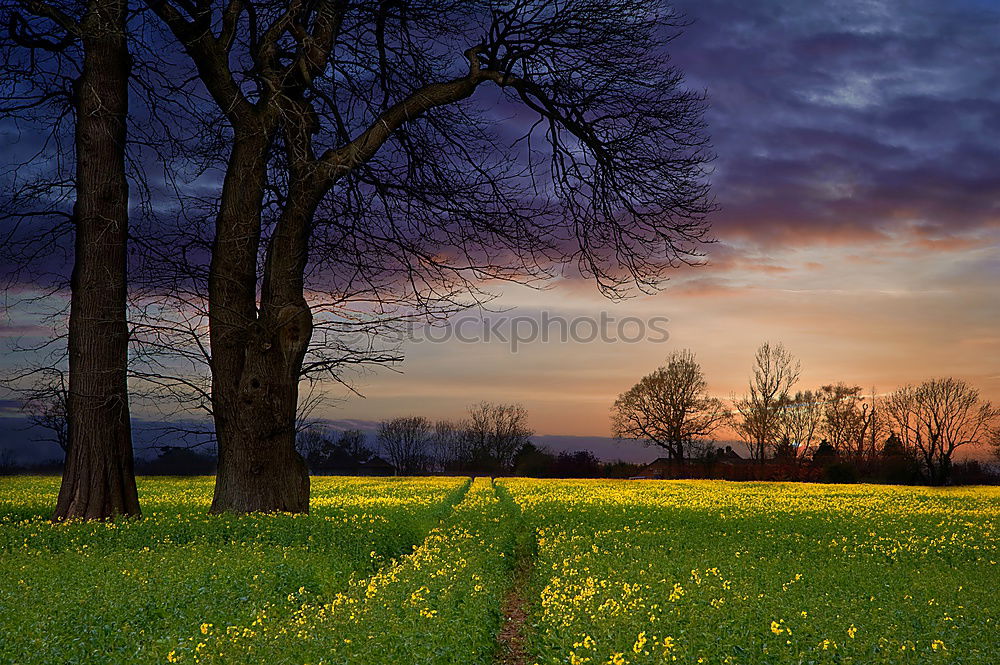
xmin=1 ymin=476 xmax=996 ymax=664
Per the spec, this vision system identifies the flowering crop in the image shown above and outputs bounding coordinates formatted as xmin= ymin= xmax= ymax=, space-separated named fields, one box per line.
xmin=0 ymin=475 xmax=466 ymax=664
xmin=501 ymin=479 xmax=1000 ymax=665
xmin=2 ymin=476 xmax=997 ymax=664
xmin=162 ymin=477 xmax=520 ymax=664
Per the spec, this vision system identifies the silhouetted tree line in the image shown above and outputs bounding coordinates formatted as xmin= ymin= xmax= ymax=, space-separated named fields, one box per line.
xmin=615 ymin=344 xmax=1000 ymax=485
xmin=374 ymin=402 xmax=536 ymax=475
xmin=286 ymin=402 xmax=643 ymax=479
xmin=295 ymin=428 xmax=394 ymax=476
xmin=511 ymin=444 xmax=642 ymax=479
xmin=0 ymin=445 xmax=217 ymax=477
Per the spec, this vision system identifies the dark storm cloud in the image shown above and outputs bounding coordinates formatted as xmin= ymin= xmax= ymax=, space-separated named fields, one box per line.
xmin=672 ymin=0 xmax=1000 ymax=247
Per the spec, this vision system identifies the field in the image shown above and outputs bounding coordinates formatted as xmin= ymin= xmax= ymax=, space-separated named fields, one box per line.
xmin=1 ymin=477 xmax=998 ymax=664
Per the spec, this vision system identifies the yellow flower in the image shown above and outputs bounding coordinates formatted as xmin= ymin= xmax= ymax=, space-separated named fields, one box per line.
xmin=632 ymin=631 xmax=647 ymax=654
xmin=847 ymin=625 xmax=857 ymax=639
xmin=931 ymin=640 xmax=946 ymax=651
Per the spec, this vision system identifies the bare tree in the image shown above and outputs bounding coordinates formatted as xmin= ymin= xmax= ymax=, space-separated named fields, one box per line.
xmin=430 ymin=419 xmax=467 ymax=473
xmin=612 ymin=349 xmax=726 ymax=460
xmin=295 ymin=425 xmax=370 ymax=472
xmin=377 ymin=416 xmax=432 ymax=476
xmin=732 ymin=342 xmax=801 ymax=460
xmin=818 ymin=383 xmax=882 ymax=458
xmin=463 ymin=402 xmax=534 ymax=473
xmin=3 ymin=0 xmax=139 ymax=519
xmin=20 ymin=368 xmax=70 ymax=454
xmin=884 ymin=377 xmax=998 ymax=485
xmin=990 ymin=424 xmax=1000 ymax=465
xmin=138 ymin=0 xmax=714 ymax=512
xmin=775 ymin=389 xmax=823 ymax=460
xmin=336 ymin=429 xmax=371 ymax=463
xmin=295 ymin=425 xmax=332 ymax=463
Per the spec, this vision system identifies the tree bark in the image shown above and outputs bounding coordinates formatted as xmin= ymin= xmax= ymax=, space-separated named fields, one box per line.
xmin=53 ymin=0 xmax=139 ymax=520
xmin=206 ymin=131 xmax=312 ymax=514
xmin=208 ymin=310 xmax=311 ymax=513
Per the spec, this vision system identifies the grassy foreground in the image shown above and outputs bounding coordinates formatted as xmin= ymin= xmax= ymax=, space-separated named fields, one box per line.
xmin=0 ymin=476 xmax=997 ymax=664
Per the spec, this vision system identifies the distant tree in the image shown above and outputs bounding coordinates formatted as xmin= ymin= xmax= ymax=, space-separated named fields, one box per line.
xmin=878 ymin=433 xmax=921 ymax=484
xmin=991 ymin=425 xmax=1000 ymax=464
xmin=819 ymin=384 xmax=882 ymax=458
xmin=463 ymin=403 xmax=533 ymax=473
xmin=732 ymin=342 xmax=801 ymax=460
xmin=296 ymin=426 xmax=334 ymax=463
xmin=612 ymin=349 xmax=726 ymax=460
xmin=512 ymin=442 xmax=557 ymax=477
xmin=377 ymin=417 xmax=433 ymax=476
xmin=430 ymin=419 xmax=468 ymax=472
xmin=139 ymin=446 xmax=216 ymax=476
xmin=0 ymin=448 xmax=16 ymax=475
xmin=336 ymin=430 xmax=372 ymax=464
xmin=18 ymin=370 xmax=70 ymax=454
xmin=882 ymin=433 xmax=906 ymax=457
xmin=553 ymin=450 xmax=602 ymax=478
xmin=811 ymin=439 xmax=838 ymax=463
xmin=776 ymin=389 xmax=823 ymax=459
xmin=296 ymin=426 xmax=373 ymax=473
xmin=884 ymin=378 xmax=998 ymax=485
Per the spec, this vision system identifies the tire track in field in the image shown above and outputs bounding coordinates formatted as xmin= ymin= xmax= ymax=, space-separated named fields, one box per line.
xmin=493 ymin=480 xmax=536 ymax=665
xmin=160 ymin=477 xmax=474 ymax=663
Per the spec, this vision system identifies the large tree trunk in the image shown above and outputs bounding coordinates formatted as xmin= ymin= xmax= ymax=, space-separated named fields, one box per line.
xmin=209 ymin=305 xmax=312 ymax=513
xmin=53 ymin=0 xmax=139 ymax=520
xmin=206 ymin=132 xmax=312 ymax=514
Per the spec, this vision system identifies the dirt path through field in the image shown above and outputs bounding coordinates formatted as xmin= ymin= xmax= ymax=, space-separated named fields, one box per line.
xmin=493 ymin=481 xmax=534 ymax=665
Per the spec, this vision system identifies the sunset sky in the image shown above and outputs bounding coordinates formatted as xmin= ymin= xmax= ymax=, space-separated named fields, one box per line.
xmin=1 ymin=0 xmax=998 ymax=461
xmin=327 ymin=0 xmax=1000 ymax=438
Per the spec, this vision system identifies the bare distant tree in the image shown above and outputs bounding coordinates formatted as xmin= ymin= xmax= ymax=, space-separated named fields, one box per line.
xmin=3 ymin=0 xmax=139 ymax=519
xmin=296 ymin=425 xmax=371 ymax=471
xmin=732 ymin=342 xmax=801 ymax=460
xmin=463 ymin=402 xmax=534 ymax=473
xmin=336 ymin=429 xmax=371 ymax=463
xmin=775 ymin=389 xmax=823 ymax=459
xmin=612 ymin=349 xmax=726 ymax=460
xmin=990 ymin=424 xmax=1000 ymax=464
xmin=20 ymin=369 xmax=70 ymax=454
xmin=884 ymin=377 xmax=998 ymax=485
xmin=377 ymin=416 xmax=433 ymax=476
xmin=0 ymin=448 xmax=16 ymax=475
xmin=295 ymin=425 xmax=332 ymax=462
xmin=430 ymin=419 xmax=467 ymax=473
xmin=819 ymin=383 xmax=882 ymax=458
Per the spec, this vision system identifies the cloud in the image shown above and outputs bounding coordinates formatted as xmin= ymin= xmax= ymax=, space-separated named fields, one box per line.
xmin=671 ymin=0 xmax=1000 ymax=249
